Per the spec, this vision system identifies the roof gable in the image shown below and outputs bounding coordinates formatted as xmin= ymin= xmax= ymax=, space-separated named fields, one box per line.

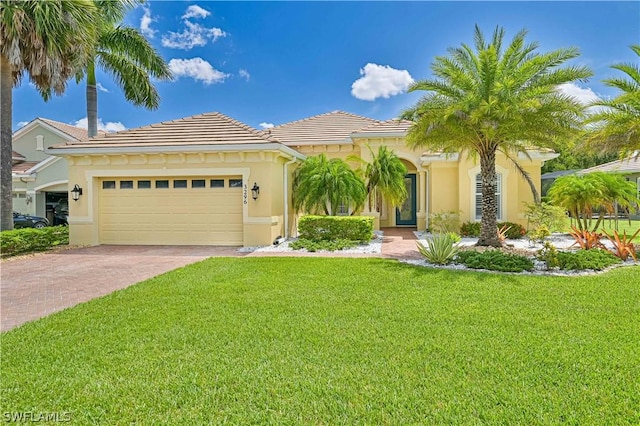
xmin=50 ymin=112 xmax=278 ymax=149
xmin=261 ymin=111 xmax=381 ymax=145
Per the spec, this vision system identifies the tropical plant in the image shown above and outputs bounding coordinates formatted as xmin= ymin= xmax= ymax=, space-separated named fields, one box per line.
xmin=536 ymin=241 xmax=559 ymax=269
xmin=548 ymin=172 xmax=639 ymax=231
xmin=292 ymin=154 xmax=366 ymax=216
xmin=497 ymin=224 xmax=512 ymax=244
xmin=601 ymin=228 xmax=640 ymax=261
xmin=568 ymin=225 xmax=604 ymax=250
xmin=0 ymin=0 xmax=98 ymax=231
xmin=584 ymin=45 xmax=640 ymax=154
xmin=73 ymin=0 xmax=172 ymax=138
xmin=429 ymin=210 xmax=461 ymax=234
xmin=523 ymin=201 xmax=568 ymax=232
xmin=528 ymin=225 xmax=551 ymax=244
xmin=351 ymin=145 xmax=407 ymax=212
xmin=460 ymin=221 xmax=481 ymax=237
xmin=416 ymin=233 xmax=460 ymax=265
xmin=402 ymin=25 xmax=591 ymax=246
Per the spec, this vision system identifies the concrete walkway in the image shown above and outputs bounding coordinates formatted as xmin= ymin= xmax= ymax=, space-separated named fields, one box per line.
xmin=0 ymin=245 xmax=246 ymax=332
xmin=1 ymin=231 xmax=420 ymax=332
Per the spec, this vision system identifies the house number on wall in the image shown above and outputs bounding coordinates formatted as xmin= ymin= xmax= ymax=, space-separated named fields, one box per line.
xmin=243 ymin=184 xmax=248 ymax=205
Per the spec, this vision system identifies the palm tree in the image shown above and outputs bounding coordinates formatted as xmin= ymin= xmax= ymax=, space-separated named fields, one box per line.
xmin=0 ymin=0 xmax=98 ymax=230
xmin=78 ymin=0 xmax=172 ymax=138
xmin=352 ymin=145 xmax=408 ymax=212
xmin=402 ymin=25 xmax=591 ymax=246
xmin=585 ymin=45 xmax=640 ymax=155
xmin=293 ymin=154 xmax=366 ymax=216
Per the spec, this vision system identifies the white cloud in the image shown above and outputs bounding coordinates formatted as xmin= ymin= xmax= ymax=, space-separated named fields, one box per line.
xmin=239 ymin=69 xmax=250 ymax=81
xmin=259 ymin=122 xmax=274 ymax=129
xmin=556 ymin=83 xmax=600 ymax=105
xmin=17 ymin=121 xmax=29 ymax=128
xmin=162 ymin=21 xmax=227 ymax=50
xmin=140 ymin=5 xmax=157 ymax=39
xmin=183 ymin=5 xmax=210 ymax=19
xmin=168 ymin=58 xmax=229 ymax=85
xmin=351 ymin=63 xmax=414 ymax=101
xmin=96 ymin=82 xmax=109 ymax=93
xmin=73 ymin=118 xmax=126 ymax=133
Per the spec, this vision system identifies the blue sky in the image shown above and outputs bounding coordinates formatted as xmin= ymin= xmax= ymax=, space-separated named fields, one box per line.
xmin=12 ymin=1 xmax=640 ymax=133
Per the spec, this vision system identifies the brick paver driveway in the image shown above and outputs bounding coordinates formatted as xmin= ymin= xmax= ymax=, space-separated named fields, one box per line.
xmin=1 ymin=245 xmax=245 ymax=332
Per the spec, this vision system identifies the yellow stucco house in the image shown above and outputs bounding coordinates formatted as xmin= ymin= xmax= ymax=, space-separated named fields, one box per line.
xmin=48 ymin=111 xmax=557 ymax=247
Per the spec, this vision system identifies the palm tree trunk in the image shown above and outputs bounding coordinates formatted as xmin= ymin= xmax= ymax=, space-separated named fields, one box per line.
xmin=0 ymin=54 xmax=14 ymax=231
xmin=477 ymin=148 xmax=501 ymax=247
xmin=86 ymin=60 xmax=98 ymax=138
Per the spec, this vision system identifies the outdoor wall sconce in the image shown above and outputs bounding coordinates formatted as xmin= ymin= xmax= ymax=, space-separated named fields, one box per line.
xmin=70 ymin=184 xmax=83 ymax=202
xmin=25 ymin=195 xmax=33 ymax=205
xmin=251 ymin=182 xmax=260 ymax=200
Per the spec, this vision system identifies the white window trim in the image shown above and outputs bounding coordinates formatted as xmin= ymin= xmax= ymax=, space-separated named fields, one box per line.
xmin=468 ymin=165 xmax=509 ymax=222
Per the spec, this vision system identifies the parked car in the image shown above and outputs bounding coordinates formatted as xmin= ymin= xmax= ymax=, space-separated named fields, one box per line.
xmin=13 ymin=212 xmax=49 ymax=229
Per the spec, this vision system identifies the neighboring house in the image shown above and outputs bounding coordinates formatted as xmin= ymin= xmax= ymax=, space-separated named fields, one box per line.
xmin=580 ymin=152 xmax=640 ymax=219
xmin=47 ymin=111 xmax=557 ymax=247
xmin=11 ymin=118 xmax=100 ymax=223
xmin=540 ymin=169 xmax=579 ymax=197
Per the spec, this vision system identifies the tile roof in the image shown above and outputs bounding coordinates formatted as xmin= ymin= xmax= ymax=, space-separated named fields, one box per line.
xmin=12 ymin=151 xmax=25 ymax=161
xmin=12 ymin=161 xmax=39 ymax=174
xmin=261 ymin=111 xmax=381 ymax=145
xmin=52 ymin=112 xmax=277 ymax=149
xmin=580 ymin=153 xmax=640 ymax=174
xmin=38 ymin=118 xmax=95 ymax=140
xmin=353 ymin=119 xmax=413 ymax=134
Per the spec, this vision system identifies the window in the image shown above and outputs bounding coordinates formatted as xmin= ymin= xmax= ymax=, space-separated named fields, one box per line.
xmin=173 ymin=180 xmax=187 ymax=188
xmin=210 ymin=179 xmax=224 ymax=188
xmin=155 ymin=180 xmax=169 ymax=189
xmin=138 ymin=180 xmax=151 ymax=189
xmin=475 ymin=173 xmax=502 ymax=220
xmin=120 ymin=180 xmax=134 ymax=189
xmin=192 ymin=179 xmax=206 ymax=188
xmin=229 ymin=179 xmax=243 ymax=188
xmin=102 ymin=181 xmax=116 ymax=189
xmin=12 ymin=193 xmax=26 ymax=199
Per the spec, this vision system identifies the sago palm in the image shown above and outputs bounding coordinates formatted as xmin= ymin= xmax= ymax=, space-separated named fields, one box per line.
xmin=79 ymin=0 xmax=172 ymax=137
xmin=585 ymin=45 xmax=640 ymax=155
xmin=0 ymin=0 xmax=97 ymax=230
xmin=402 ymin=25 xmax=591 ymax=246
xmin=293 ymin=154 xmax=366 ymax=216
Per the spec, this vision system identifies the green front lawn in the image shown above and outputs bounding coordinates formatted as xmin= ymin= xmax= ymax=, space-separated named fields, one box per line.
xmin=2 ymin=258 xmax=639 ymax=424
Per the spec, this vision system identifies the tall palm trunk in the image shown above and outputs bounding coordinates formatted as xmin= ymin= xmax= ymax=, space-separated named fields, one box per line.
xmin=86 ymin=60 xmax=98 ymax=138
xmin=0 ymin=54 xmax=14 ymax=231
xmin=478 ymin=148 xmax=501 ymax=246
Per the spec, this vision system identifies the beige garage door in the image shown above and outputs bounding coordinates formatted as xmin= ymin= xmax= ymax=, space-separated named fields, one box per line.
xmin=99 ymin=176 xmax=243 ymax=245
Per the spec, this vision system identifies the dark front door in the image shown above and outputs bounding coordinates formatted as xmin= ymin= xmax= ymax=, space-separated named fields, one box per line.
xmin=396 ymin=174 xmax=417 ymax=226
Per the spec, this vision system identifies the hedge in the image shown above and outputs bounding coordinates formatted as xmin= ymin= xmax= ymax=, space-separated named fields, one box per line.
xmin=298 ymin=215 xmax=374 ymax=243
xmin=0 ymin=226 xmax=69 ymax=258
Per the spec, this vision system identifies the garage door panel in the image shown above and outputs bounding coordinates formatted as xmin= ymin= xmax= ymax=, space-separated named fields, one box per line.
xmin=99 ymin=178 xmax=243 ymax=245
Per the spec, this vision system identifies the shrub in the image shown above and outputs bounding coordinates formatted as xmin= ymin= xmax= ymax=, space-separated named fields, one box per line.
xmin=460 ymin=221 xmax=481 ymax=237
xmin=456 ymin=250 xmax=534 ymax=272
xmin=297 ymin=215 xmax=374 ymax=243
xmin=497 ymin=221 xmax=526 ymax=239
xmin=417 ymin=233 xmax=459 ymax=265
xmin=601 ymin=228 xmax=640 ymax=261
xmin=0 ymin=226 xmax=69 ymax=258
xmin=429 ymin=210 xmax=461 ymax=234
xmin=290 ymin=238 xmax=358 ymax=252
xmin=536 ymin=241 xmax=559 ymax=269
xmin=523 ymin=202 xmax=568 ymax=232
xmin=569 ymin=226 xmax=604 ymax=250
xmin=556 ymin=249 xmax=621 ymax=271
xmin=528 ymin=225 xmax=551 ymax=244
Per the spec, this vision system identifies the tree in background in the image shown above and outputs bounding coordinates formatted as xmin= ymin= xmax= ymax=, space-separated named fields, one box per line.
xmin=402 ymin=25 xmax=591 ymax=246
xmin=0 ymin=0 xmax=97 ymax=230
xmin=584 ymin=45 xmax=640 ymax=156
xmin=547 ymin=172 xmax=639 ymax=231
xmin=75 ymin=0 xmax=172 ymax=138
xmin=293 ymin=154 xmax=366 ymax=216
